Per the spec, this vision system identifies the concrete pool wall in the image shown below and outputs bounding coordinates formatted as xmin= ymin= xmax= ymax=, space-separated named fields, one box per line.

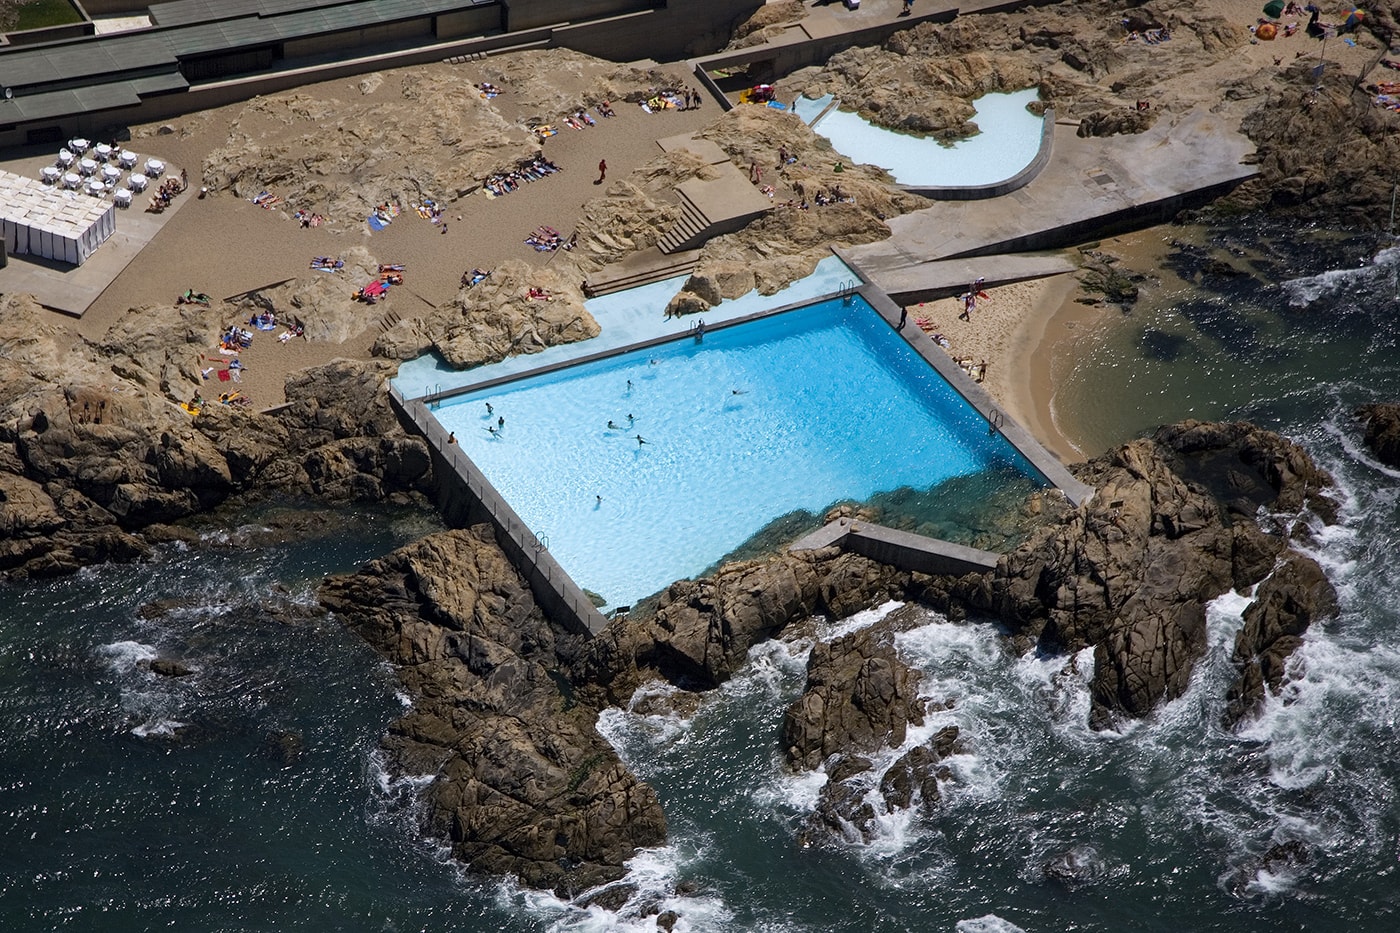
xmin=389 ymin=271 xmax=1093 ymax=633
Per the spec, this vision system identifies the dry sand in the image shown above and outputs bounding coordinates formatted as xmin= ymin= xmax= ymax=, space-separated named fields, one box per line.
xmin=62 ymin=58 xmax=712 ymax=408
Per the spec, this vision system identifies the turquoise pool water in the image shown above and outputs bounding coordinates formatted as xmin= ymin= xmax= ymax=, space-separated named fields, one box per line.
xmin=431 ymin=295 xmax=1044 ymax=609
xmin=793 ymin=89 xmax=1044 ymax=187
xmin=392 ymin=255 xmax=861 ymax=397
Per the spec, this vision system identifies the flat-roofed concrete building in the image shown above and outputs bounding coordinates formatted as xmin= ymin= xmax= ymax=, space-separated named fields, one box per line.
xmin=0 ymin=170 xmax=116 ymax=265
xmin=0 ymin=0 xmax=760 ymax=147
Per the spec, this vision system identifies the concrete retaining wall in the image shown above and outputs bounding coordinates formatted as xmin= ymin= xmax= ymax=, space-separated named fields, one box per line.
xmin=790 ymin=517 xmax=1001 ymax=577
xmin=391 ymin=387 xmax=608 ymax=637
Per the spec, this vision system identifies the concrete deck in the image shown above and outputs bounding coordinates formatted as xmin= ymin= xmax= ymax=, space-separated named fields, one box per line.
xmin=674 ymin=169 xmax=773 ymax=223
xmin=845 ymin=109 xmax=1257 ymax=272
xmin=0 ymin=149 xmax=191 ymax=317
xmin=656 ymin=133 xmax=730 ymax=165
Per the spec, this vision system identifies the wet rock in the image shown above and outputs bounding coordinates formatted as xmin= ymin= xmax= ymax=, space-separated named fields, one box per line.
xmin=656 ymin=909 xmax=680 ymax=931
xmin=146 ymin=658 xmax=194 ymax=678
xmin=1222 ymin=551 xmax=1336 ymax=729
xmin=262 ymin=729 xmax=306 ymax=765
xmin=320 ymin=527 xmax=666 ymax=894
xmin=781 ymin=626 xmax=925 ymax=771
xmin=970 ymin=420 xmax=1336 ymax=730
xmin=576 ymin=883 xmax=636 ymax=912
xmin=1355 ymin=403 xmax=1400 ymax=469
xmin=1044 ymin=844 xmax=1107 ymax=888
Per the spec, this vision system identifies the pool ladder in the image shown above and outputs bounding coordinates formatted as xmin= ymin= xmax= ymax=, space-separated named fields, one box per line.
xmin=839 ymin=279 xmax=859 ymax=303
xmin=987 ymin=409 xmax=1005 ymax=436
xmin=425 ymin=384 xmax=441 ymax=409
xmin=531 ymin=530 xmax=549 ymax=552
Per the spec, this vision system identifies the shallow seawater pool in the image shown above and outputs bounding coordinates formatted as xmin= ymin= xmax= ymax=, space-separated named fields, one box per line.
xmin=432 ymin=295 xmax=1045 ymax=608
xmin=794 ymin=88 xmax=1044 ymax=187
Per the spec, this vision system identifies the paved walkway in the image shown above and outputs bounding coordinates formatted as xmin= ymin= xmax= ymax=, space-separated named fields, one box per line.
xmin=846 ymin=109 xmax=1257 ymax=272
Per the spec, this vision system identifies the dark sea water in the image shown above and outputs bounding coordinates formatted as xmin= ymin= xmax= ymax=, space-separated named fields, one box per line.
xmin=6 ymin=224 xmax=1400 ymax=932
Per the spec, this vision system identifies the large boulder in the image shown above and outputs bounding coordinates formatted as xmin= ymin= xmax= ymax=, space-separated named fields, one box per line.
xmin=320 ymin=526 xmax=666 ymax=894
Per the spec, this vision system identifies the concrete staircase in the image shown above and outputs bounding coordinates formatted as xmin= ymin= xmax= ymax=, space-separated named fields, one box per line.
xmin=582 ymin=247 xmax=700 ymax=298
xmin=656 ymin=192 xmax=711 ymax=255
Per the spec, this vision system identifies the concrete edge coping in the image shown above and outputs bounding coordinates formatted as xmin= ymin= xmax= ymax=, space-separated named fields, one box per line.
xmin=389 ymin=387 xmax=610 ymax=636
xmin=900 ymin=105 xmax=1056 ymax=201
xmin=790 ymin=516 xmax=1002 ymax=574
xmin=416 ymin=275 xmax=861 ymax=406
xmin=850 ymin=280 xmax=1095 ymax=507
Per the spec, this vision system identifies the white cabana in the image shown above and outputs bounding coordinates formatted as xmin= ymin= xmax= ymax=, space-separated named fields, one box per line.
xmin=0 ymin=170 xmax=116 ymax=266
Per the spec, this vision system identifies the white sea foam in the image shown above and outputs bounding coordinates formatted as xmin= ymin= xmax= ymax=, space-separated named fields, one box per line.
xmin=955 ymin=915 xmax=1028 ymax=933
xmin=815 ymin=598 xmax=905 ymax=641
xmin=131 ymin=718 xmax=187 ymax=738
xmin=1281 ymin=245 xmax=1400 ymax=308
xmin=497 ymin=842 xmax=735 ymax=933
xmin=97 ymin=640 xmax=158 ymax=670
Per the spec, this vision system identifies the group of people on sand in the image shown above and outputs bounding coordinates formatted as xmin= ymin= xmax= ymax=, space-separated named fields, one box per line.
xmin=462 ymin=268 xmax=491 ymax=288
xmin=525 ymin=226 xmax=575 ymax=252
xmin=483 ymin=155 xmax=562 ymax=196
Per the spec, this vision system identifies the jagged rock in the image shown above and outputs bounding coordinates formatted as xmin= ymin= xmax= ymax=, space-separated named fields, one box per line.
xmin=782 ymin=626 xmax=926 ymax=771
xmin=969 ymin=420 xmax=1336 ymax=730
xmin=1076 ymin=108 xmax=1156 ymax=138
xmin=146 ymin=658 xmax=194 ymax=678
xmin=1044 ymin=845 xmax=1108 ymax=888
xmin=1222 ymin=550 xmax=1336 ymax=728
xmin=878 ymin=726 xmax=958 ymax=811
xmin=1355 ymin=403 xmax=1400 ymax=469
xmin=320 ymin=527 xmax=666 ymax=894
xmin=664 ymin=290 xmax=710 ymax=319
xmin=377 ymin=260 xmax=598 ymax=368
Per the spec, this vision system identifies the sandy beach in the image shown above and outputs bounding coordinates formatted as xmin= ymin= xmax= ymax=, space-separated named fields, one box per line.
xmin=53 ymin=57 xmax=712 ymax=409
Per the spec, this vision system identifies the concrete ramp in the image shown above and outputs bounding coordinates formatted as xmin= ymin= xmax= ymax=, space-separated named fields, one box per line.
xmin=846 ymin=252 xmax=1076 ymax=303
xmin=790 ymin=517 xmax=1002 ymax=578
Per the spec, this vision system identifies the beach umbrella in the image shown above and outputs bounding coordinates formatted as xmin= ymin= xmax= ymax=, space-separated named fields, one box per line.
xmin=1263 ymin=0 xmax=1285 ymax=19
xmin=1344 ymin=8 xmax=1365 ymax=29
xmin=1257 ymin=21 xmax=1279 ymax=39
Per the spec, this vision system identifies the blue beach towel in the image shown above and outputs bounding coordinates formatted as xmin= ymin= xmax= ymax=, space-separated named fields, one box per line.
xmin=367 ymin=214 xmax=389 ymax=231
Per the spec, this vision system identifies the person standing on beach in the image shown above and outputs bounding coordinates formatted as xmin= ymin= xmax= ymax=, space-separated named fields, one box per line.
xmin=596 ymin=159 xmax=607 ymax=184
xmin=898 ymin=307 xmax=907 ymax=329
xmin=901 ymin=0 xmax=914 ymax=16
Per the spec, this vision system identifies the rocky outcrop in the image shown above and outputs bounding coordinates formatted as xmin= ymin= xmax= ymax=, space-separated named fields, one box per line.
xmin=1222 ymin=550 xmax=1337 ymax=728
xmin=320 ymin=526 xmax=666 ymax=894
xmin=575 ymin=548 xmax=914 ymax=706
xmin=375 ymin=260 xmax=599 ymax=367
xmin=782 ymin=626 xmax=925 ymax=771
xmin=0 ymin=295 xmax=431 ymax=579
xmin=1355 ymin=403 xmax=1400 ymax=469
xmin=778 ymin=620 xmax=961 ymax=845
xmin=971 ymin=420 xmax=1336 ymax=730
xmin=1076 ymin=108 xmax=1157 ymax=138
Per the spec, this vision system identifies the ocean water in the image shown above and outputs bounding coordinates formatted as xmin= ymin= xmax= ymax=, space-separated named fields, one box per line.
xmin=6 ymin=224 xmax=1400 ymax=931
xmin=432 ymin=295 xmax=1041 ymax=608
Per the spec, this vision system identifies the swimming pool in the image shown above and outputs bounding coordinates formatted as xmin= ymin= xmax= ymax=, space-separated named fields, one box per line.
xmin=793 ymin=89 xmax=1044 ymax=188
xmin=431 ymin=295 xmax=1045 ymax=609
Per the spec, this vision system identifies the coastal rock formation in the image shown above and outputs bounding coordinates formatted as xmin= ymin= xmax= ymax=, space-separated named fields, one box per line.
xmin=373 ymin=259 xmax=598 ymax=367
xmin=0 ymin=295 xmax=431 ymax=578
xmin=319 ymin=526 xmax=666 ymax=894
xmin=576 ymin=548 xmax=915 ymax=706
xmin=1355 ymin=403 xmax=1400 ymax=469
xmin=972 ymin=420 xmax=1337 ymax=730
xmin=779 ymin=621 xmax=961 ymax=845
xmin=232 ymin=246 xmax=391 ymax=344
xmin=782 ymin=626 xmax=925 ymax=772
xmin=1222 ymin=550 xmax=1337 ymax=728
